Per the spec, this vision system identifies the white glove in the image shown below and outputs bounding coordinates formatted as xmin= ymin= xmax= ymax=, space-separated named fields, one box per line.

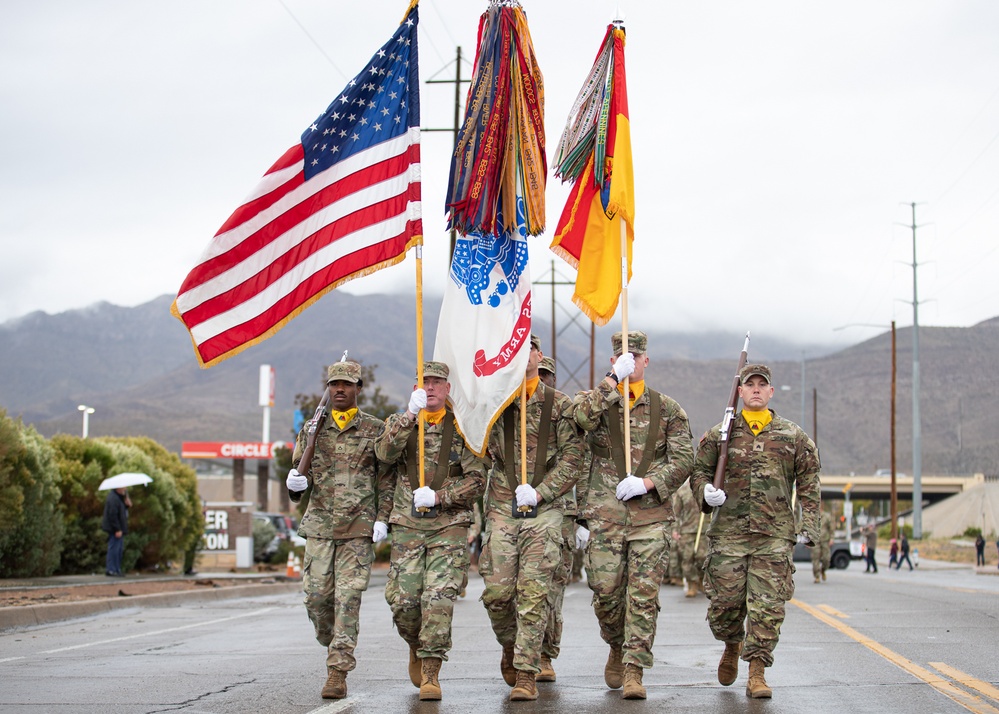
xmin=286 ymin=468 xmax=308 ymax=492
xmin=515 ymin=483 xmax=539 ymax=508
xmin=575 ymin=525 xmax=590 ymax=550
xmin=372 ymin=521 xmax=388 ymax=543
xmin=413 ymin=486 xmax=436 ymax=509
xmin=408 ymin=388 xmax=427 ymax=416
xmin=613 ymin=352 xmax=636 ymax=381
xmin=704 ymin=484 xmax=727 ymax=507
xmin=616 ymin=474 xmax=648 ymax=500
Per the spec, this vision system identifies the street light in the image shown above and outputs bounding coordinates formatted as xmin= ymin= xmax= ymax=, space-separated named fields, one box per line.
xmin=833 ymin=322 xmax=897 ymax=539
xmin=77 ymin=404 xmax=95 ymax=438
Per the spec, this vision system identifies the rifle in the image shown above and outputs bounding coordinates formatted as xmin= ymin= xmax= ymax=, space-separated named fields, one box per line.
xmin=294 ymin=387 xmax=330 ymax=489
xmin=713 ymin=332 xmax=751 ymax=490
xmin=291 ymin=350 xmax=347 ymax=496
xmin=695 ymin=333 xmax=750 ymax=543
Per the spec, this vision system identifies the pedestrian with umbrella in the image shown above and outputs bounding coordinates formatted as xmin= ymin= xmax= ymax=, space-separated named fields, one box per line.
xmin=98 ymin=472 xmax=152 ymax=576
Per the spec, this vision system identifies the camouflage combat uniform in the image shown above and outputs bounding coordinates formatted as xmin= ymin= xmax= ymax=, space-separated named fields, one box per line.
xmin=540 ymin=411 xmax=579 ymax=667
xmin=672 ymin=479 xmax=708 ymax=594
xmin=481 ymin=381 xmax=583 ymax=675
xmin=375 ymin=407 xmax=486 ymax=661
xmin=811 ymin=511 xmax=835 ymax=580
xmin=292 ymin=406 xmax=392 ymax=673
xmin=574 ymin=377 xmax=695 ymax=669
xmin=691 ymin=410 xmax=820 ymax=667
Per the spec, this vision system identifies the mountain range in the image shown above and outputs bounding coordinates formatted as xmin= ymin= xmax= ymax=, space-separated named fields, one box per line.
xmin=1 ymin=293 xmax=996 ymax=477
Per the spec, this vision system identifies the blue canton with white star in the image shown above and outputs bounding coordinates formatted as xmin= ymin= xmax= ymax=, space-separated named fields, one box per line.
xmin=301 ymin=9 xmax=419 ymax=181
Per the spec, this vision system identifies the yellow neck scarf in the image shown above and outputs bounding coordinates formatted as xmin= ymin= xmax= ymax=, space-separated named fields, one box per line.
xmin=525 ymin=376 xmax=540 ymax=400
xmin=617 ymin=379 xmax=645 ymax=408
xmin=422 ymin=407 xmax=446 ymax=425
xmin=331 ymin=408 xmax=358 ymax=428
xmin=742 ymin=408 xmax=772 ymax=435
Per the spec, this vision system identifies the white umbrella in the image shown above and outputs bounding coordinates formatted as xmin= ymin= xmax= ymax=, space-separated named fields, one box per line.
xmin=98 ymin=472 xmax=153 ymax=491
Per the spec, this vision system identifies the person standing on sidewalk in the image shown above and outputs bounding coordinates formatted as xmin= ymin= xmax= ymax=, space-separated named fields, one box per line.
xmin=480 ymin=335 xmax=583 ymax=702
xmin=286 ymin=360 xmax=393 ymax=701
xmin=573 ymin=330 xmax=695 ymax=701
xmin=100 ymin=487 xmax=130 ymax=576
xmin=692 ymin=363 xmax=821 ymax=700
xmin=374 ymin=361 xmax=487 ymax=701
xmin=975 ymin=534 xmax=986 ymax=566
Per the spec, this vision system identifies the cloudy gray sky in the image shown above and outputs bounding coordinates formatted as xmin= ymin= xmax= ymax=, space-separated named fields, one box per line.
xmin=2 ymin=0 xmax=997 ymax=347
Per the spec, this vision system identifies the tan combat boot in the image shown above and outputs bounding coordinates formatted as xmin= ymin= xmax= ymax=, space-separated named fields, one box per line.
xmin=509 ymin=670 xmax=538 ymax=701
xmin=622 ymin=663 xmax=647 ymax=700
xmin=685 ymin=581 xmax=697 ymax=598
xmin=408 ymin=645 xmax=421 ymax=687
xmin=500 ymin=644 xmax=517 ymax=686
xmin=419 ymin=657 xmax=442 ymax=701
xmin=321 ymin=668 xmax=347 ymax=699
xmin=537 ymin=655 xmax=556 ymax=682
xmin=717 ymin=641 xmax=742 ymax=686
xmin=746 ymin=658 xmax=773 ymax=698
xmin=604 ymin=644 xmax=624 ymax=689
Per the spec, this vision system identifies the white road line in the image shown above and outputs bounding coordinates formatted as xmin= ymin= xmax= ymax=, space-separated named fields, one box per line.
xmin=0 ymin=608 xmax=275 ymax=662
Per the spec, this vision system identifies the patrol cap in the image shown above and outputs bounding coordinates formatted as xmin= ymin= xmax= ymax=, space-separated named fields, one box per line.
xmin=530 ymin=333 xmax=541 ymax=351
xmin=740 ymin=363 xmax=772 ymax=385
xmin=538 ymin=356 xmax=556 ymax=376
xmin=327 ymin=360 xmax=363 ymax=387
xmin=612 ymin=330 xmax=648 ymax=356
xmin=421 ymin=361 xmax=450 ymax=380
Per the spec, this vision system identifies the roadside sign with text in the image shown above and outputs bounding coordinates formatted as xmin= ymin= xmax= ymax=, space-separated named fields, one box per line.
xmin=182 ymin=442 xmax=274 ymax=459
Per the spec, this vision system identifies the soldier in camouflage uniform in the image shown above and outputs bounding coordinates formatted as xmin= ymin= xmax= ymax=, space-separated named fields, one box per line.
xmin=374 ymin=361 xmax=487 ymax=701
xmin=481 ymin=335 xmax=583 ymax=701
xmin=672 ymin=479 xmax=707 ymax=597
xmin=534 ymin=356 xmax=577 ymax=684
xmin=573 ymin=330 xmax=695 ymax=700
xmin=811 ymin=510 xmax=835 ymax=582
xmin=286 ymin=360 xmax=393 ymax=700
xmin=691 ymin=364 xmax=821 ymax=699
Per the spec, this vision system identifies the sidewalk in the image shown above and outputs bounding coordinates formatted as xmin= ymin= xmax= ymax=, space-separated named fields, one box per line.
xmin=0 ymin=565 xmax=390 ymax=631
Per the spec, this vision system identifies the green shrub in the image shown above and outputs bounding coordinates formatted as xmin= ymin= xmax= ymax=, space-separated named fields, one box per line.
xmin=963 ymin=526 xmax=983 ymax=539
xmin=0 ymin=412 xmax=65 ymax=577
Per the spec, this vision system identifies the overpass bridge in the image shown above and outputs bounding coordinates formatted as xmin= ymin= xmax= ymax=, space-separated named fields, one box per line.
xmin=818 ymin=473 xmax=987 ymax=504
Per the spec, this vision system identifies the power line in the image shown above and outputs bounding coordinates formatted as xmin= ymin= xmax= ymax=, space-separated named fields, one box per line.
xmin=277 ymin=0 xmax=348 ymax=82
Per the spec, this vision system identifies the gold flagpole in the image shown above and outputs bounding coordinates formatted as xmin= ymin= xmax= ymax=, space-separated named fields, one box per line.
xmin=416 ymin=243 xmax=426 ymax=489
xmin=520 ymin=378 xmax=528 ymax=486
xmin=620 ymin=218 xmax=632 ymax=475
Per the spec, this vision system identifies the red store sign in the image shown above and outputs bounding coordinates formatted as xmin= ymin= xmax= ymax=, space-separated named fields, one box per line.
xmin=182 ymin=441 xmax=274 ymax=459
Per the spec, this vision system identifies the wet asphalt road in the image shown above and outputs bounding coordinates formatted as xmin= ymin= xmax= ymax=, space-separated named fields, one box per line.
xmin=1 ymin=555 xmax=997 ymax=713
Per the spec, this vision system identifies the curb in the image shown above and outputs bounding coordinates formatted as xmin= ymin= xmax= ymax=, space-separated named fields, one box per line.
xmin=0 ymin=581 xmax=303 ymax=631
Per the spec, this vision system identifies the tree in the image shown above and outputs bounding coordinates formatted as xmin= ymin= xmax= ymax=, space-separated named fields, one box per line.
xmin=0 ymin=411 xmax=65 ymax=577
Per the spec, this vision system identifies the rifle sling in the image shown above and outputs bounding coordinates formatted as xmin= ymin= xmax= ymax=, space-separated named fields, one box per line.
xmin=503 ymin=386 xmax=555 ymax=493
xmin=405 ymin=412 xmax=456 ymax=492
xmin=603 ymin=389 xmax=662 ymax=481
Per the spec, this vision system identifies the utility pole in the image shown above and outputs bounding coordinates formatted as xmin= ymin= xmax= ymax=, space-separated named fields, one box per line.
xmin=890 ymin=320 xmax=897 ymax=540
xmin=907 ymin=202 xmax=923 ymax=539
xmin=424 ymin=46 xmax=469 ymax=260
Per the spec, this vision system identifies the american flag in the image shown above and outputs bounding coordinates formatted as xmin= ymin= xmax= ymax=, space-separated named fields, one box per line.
xmin=173 ymin=5 xmax=422 ymax=367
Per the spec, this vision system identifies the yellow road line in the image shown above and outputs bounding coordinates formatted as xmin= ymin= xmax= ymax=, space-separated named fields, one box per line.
xmin=930 ymin=663 xmax=999 ymax=704
xmin=816 ymin=604 xmax=849 ymax=619
xmin=791 ymin=598 xmax=999 ymax=714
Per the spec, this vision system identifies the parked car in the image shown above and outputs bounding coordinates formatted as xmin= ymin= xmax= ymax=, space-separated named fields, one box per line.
xmin=254 ymin=512 xmax=305 ymax=547
xmin=793 ymin=538 xmax=864 ymax=570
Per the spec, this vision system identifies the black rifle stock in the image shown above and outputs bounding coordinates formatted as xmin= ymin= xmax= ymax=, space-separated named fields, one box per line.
xmin=712 ymin=333 xmax=751 ymax=491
